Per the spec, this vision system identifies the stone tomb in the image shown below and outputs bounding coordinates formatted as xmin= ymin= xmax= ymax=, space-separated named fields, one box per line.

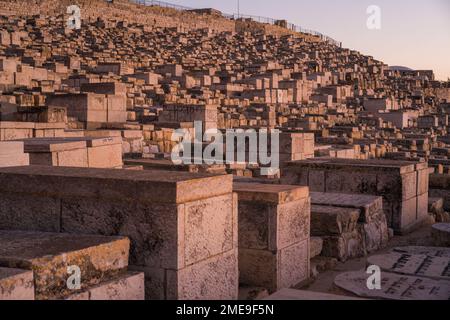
xmin=233 ymin=182 xmax=310 ymax=292
xmin=281 ymin=158 xmax=429 ymax=234
xmin=0 ymin=141 xmax=29 ymax=167
xmin=0 ymin=166 xmax=238 ymax=300
xmin=310 ymin=192 xmax=389 ymax=261
xmin=367 ymin=252 xmax=450 ymax=281
xmin=22 ymin=137 xmax=123 ymax=168
xmin=335 ymin=270 xmax=450 ymax=300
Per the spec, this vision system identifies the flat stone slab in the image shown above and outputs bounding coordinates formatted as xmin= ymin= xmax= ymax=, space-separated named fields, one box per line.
xmin=264 ymin=288 xmax=364 ymax=300
xmin=0 ymin=230 xmax=130 ymax=300
xmin=21 ymin=137 xmax=123 ymax=153
xmin=368 ymin=252 xmax=450 ymax=281
xmin=0 ymin=267 xmax=34 ymax=300
xmin=0 ymin=141 xmax=25 ymax=155
xmin=234 ymin=182 xmax=309 ymax=204
xmin=0 ymin=165 xmax=232 ymax=204
xmin=311 ymin=192 xmax=382 ymax=222
xmin=393 ymin=246 xmax=450 ymax=258
xmin=286 ymin=158 xmax=419 ymax=174
xmin=22 ymin=138 xmax=87 ymax=152
xmin=335 ymin=270 xmax=450 ymax=300
xmin=66 ymin=272 xmax=144 ymax=300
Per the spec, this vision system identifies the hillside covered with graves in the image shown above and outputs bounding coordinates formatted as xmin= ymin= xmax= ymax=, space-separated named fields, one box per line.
xmin=0 ymin=0 xmax=449 ymax=301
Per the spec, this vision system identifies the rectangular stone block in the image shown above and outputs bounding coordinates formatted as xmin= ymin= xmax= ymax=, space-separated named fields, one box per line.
xmin=167 ymin=249 xmax=238 ymax=300
xmin=234 ymin=182 xmax=310 ymax=292
xmin=239 ymin=239 xmax=309 ymax=293
xmin=0 ymin=166 xmax=237 ymax=300
xmin=282 ymin=159 xmax=428 ymax=233
xmin=0 ymin=230 xmax=129 ymax=300
xmin=67 ymin=272 xmax=145 ymax=300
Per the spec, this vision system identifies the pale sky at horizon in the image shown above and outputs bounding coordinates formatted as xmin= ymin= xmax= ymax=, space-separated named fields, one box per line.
xmin=165 ymin=0 xmax=450 ymax=80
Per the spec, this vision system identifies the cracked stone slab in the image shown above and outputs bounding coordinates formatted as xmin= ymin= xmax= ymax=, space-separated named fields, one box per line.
xmin=367 ymin=252 xmax=450 ymax=281
xmin=392 ymin=246 xmax=450 ymax=258
xmin=334 ymin=270 xmax=450 ymax=300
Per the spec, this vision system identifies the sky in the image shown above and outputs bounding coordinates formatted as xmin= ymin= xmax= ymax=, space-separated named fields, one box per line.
xmin=165 ymin=0 xmax=450 ymax=80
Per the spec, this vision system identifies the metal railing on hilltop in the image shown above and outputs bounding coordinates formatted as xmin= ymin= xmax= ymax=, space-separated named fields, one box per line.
xmin=129 ymin=0 xmax=342 ymax=47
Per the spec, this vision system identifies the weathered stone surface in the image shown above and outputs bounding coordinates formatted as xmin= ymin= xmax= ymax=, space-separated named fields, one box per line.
xmin=282 ymin=159 xmax=429 ymax=233
xmin=239 ymin=239 xmax=309 ymax=293
xmin=335 ymin=270 xmax=450 ymax=300
xmin=368 ymin=252 xmax=450 ymax=281
xmin=0 ymin=230 xmax=129 ymax=300
xmin=393 ymin=246 xmax=450 ymax=258
xmin=310 ymin=237 xmax=323 ymax=258
xmin=0 ymin=267 xmax=34 ymax=300
xmin=432 ymin=223 xmax=450 ymax=247
xmin=66 ymin=272 xmax=145 ymax=300
xmin=167 ymin=249 xmax=238 ymax=300
xmin=235 ymin=182 xmax=310 ymax=292
xmin=0 ymin=141 xmax=29 ymax=168
xmin=311 ymin=205 xmax=360 ymax=236
xmin=310 ymin=192 xmax=388 ymax=260
xmin=321 ymin=230 xmax=365 ymax=262
xmin=0 ymin=166 xmax=237 ymax=300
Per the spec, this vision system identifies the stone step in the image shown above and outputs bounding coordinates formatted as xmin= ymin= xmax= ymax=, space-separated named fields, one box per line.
xmin=0 ymin=267 xmax=34 ymax=300
xmin=0 ymin=230 xmax=130 ymax=300
xmin=66 ymin=271 xmax=145 ymax=300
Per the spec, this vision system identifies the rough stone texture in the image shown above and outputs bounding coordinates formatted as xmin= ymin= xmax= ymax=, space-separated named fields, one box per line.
xmin=311 ymin=205 xmax=360 ymax=236
xmin=429 ymin=175 xmax=450 ymax=212
xmin=368 ymin=252 xmax=450 ymax=281
xmin=432 ymin=223 xmax=450 ymax=247
xmin=0 ymin=267 xmax=34 ymax=300
xmin=0 ymin=230 xmax=129 ymax=300
xmin=66 ymin=272 xmax=145 ymax=300
xmin=393 ymin=246 xmax=450 ymax=258
xmin=0 ymin=141 xmax=29 ymax=168
xmin=0 ymin=166 xmax=237 ymax=300
xmin=21 ymin=137 xmax=123 ymax=168
xmin=167 ymin=249 xmax=238 ymax=300
xmin=335 ymin=270 xmax=450 ymax=300
xmin=310 ymin=237 xmax=323 ymax=258
xmin=282 ymin=159 xmax=429 ymax=234
xmin=234 ymin=182 xmax=310 ymax=292
xmin=239 ymin=240 xmax=309 ymax=293
xmin=310 ymin=192 xmax=388 ymax=261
